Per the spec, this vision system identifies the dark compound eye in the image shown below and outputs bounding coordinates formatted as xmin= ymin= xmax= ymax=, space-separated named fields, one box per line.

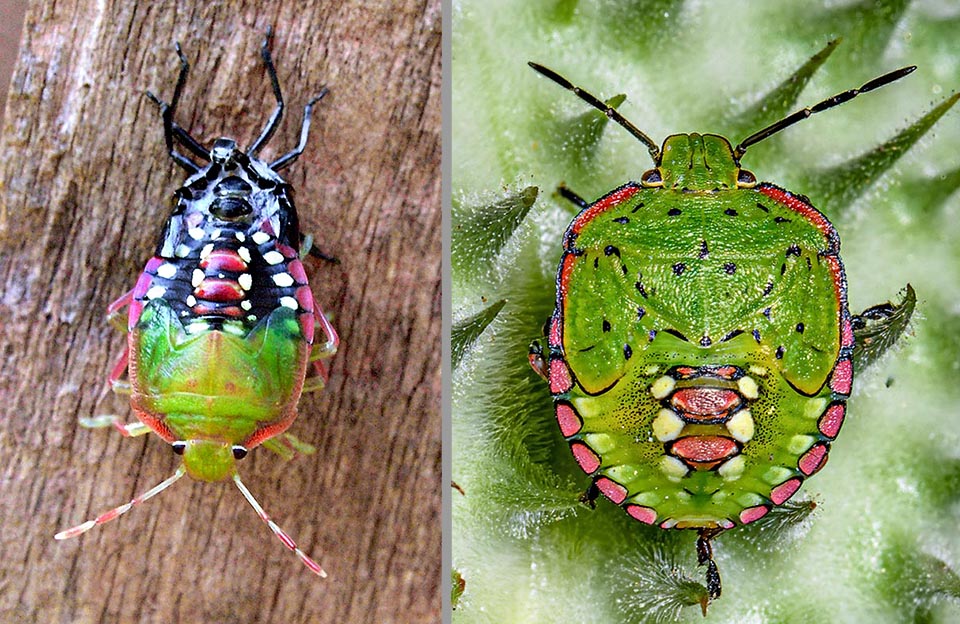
xmin=172 ymin=441 xmax=186 ymax=455
xmin=738 ymin=169 xmax=757 ymax=186
xmin=641 ymin=169 xmax=663 ymax=186
xmin=232 ymin=445 xmax=249 ymax=460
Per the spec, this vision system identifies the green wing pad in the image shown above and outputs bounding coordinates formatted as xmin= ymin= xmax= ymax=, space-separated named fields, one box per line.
xmin=557 ymin=183 xmax=844 ymax=397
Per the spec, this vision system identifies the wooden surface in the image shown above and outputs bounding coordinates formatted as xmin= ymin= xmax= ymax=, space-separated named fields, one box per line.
xmin=0 ymin=1 xmax=441 ymax=622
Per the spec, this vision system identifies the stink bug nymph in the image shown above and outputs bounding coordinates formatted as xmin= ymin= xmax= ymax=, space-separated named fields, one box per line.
xmin=527 ymin=61 xmax=917 ymax=602
xmin=56 ymin=31 xmax=339 ymax=577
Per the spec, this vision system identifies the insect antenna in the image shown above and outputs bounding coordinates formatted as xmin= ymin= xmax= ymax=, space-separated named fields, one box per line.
xmin=248 ymin=27 xmax=285 ymax=157
xmin=734 ymin=65 xmax=916 ymax=159
xmin=529 ymin=62 xmax=661 ymax=163
xmin=232 ymin=473 xmax=328 ymax=577
xmin=54 ymin=466 xmax=187 ymax=540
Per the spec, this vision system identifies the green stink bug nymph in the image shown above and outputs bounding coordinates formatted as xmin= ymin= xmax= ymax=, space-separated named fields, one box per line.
xmin=528 ymin=61 xmax=917 ymax=605
xmin=55 ymin=31 xmax=338 ymax=578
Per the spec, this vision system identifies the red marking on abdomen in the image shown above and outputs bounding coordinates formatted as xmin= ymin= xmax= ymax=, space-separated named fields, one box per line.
xmin=770 ymin=477 xmax=802 ymax=505
xmin=549 ymin=358 xmax=573 ymax=394
xmin=626 ymin=504 xmax=657 ymax=524
xmin=818 ymin=402 xmax=846 ymax=439
xmin=798 ymin=443 xmax=829 ymax=476
xmin=841 ymin=315 xmax=854 ymax=348
xmin=548 ymin=315 xmax=562 ymax=349
xmin=739 ymin=504 xmax=769 ymax=524
xmin=570 ymin=442 xmax=601 ymax=474
xmin=595 ymin=477 xmax=627 ymax=504
xmin=671 ymin=387 xmax=741 ymax=420
xmin=713 ymin=366 xmax=739 ymax=379
xmin=276 ymin=242 xmax=298 ymax=259
xmin=555 ymin=402 xmax=582 ymax=437
xmin=830 ymin=358 xmax=852 ymax=395
xmin=195 ymin=278 xmax=245 ymax=302
xmin=670 ymin=436 xmax=739 ymax=465
xmin=288 ymin=259 xmax=308 ymax=284
xmin=200 ymin=248 xmax=248 ymax=272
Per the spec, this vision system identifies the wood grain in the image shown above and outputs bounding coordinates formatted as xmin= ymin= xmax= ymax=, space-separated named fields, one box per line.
xmin=0 ymin=1 xmax=440 ymax=622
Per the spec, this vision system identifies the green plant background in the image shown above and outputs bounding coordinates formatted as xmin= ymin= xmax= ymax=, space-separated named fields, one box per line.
xmin=451 ymin=1 xmax=960 ymax=622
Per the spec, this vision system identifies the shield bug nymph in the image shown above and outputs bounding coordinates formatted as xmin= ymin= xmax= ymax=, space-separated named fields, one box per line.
xmin=56 ymin=30 xmax=339 ymax=577
xmin=528 ymin=59 xmax=917 ymax=603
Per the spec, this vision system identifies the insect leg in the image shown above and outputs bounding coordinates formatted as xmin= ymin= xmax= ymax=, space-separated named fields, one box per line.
xmin=107 ymin=348 xmax=131 ymax=394
xmin=557 ymin=183 xmax=589 ymax=209
xmin=146 ymin=43 xmax=208 ymax=172
xmin=528 ymin=339 xmax=548 ymax=381
xmin=261 ymin=433 xmax=317 ymax=460
xmin=303 ymin=302 xmax=339 ymax=393
xmin=579 ymin=480 xmax=601 ymax=509
xmin=269 ymin=88 xmax=328 ymax=171
xmin=299 ymin=232 xmax=339 ymax=264
xmin=105 ymin=289 xmax=135 ymax=335
xmin=79 ymin=414 xmax=152 ymax=438
xmin=696 ymin=528 xmax=724 ymax=611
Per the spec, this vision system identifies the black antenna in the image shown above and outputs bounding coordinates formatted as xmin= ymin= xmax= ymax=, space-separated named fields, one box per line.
xmin=529 ymin=62 xmax=661 ymax=163
xmin=734 ymin=65 xmax=917 ymax=159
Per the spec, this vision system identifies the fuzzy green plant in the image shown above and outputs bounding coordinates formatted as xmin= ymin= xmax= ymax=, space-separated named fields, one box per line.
xmin=451 ymin=1 xmax=960 ymax=622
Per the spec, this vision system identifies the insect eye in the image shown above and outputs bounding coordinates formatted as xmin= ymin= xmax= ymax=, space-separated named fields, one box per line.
xmin=232 ymin=446 xmax=249 ymax=460
xmin=172 ymin=441 xmax=187 ymax=455
xmin=640 ymin=169 xmax=663 ymax=187
xmin=738 ymin=169 xmax=757 ymax=186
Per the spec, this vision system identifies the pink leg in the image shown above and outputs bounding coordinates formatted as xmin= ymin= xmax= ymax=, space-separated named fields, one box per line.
xmin=79 ymin=414 xmax=151 ymax=437
xmin=303 ymin=299 xmax=339 ymax=392
xmin=106 ymin=289 xmax=134 ymax=333
xmin=108 ymin=348 xmax=130 ymax=394
xmin=311 ymin=297 xmax=339 ymax=359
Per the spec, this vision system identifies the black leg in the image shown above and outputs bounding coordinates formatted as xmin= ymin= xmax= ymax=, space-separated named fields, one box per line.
xmin=579 ymin=480 xmax=601 ymax=509
xmin=270 ymin=88 xmax=328 ymax=171
xmin=696 ymin=528 xmax=724 ymax=610
xmin=248 ymin=28 xmax=285 ymax=157
xmin=147 ymin=43 xmax=208 ymax=172
xmin=557 ymin=183 xmax=589 ymax=209
xmin=299 ymin=232 xmax=339 ymax=264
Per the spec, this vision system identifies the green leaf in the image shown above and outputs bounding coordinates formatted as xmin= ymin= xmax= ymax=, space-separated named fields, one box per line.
xmin=814 ymin=94 xmax=960 ymax=213
xmin=730 ymin=38 xmax=840 ymax=139
xmin=452 ymin=298 xmax=507 ymax=369
xmin=451 ymin=187 xmax=538 ymax=277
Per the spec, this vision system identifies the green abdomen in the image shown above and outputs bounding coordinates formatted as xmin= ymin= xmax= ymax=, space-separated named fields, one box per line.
xmin=129 ymin=299 xmax=310 ymax=444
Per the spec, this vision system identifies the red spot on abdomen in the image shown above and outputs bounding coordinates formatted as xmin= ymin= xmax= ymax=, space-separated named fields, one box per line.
xmin=195 ymin=279 xmax=245 ymax=302
xmin=549 ymin=358 xmax=573 ymax=394
xmin=818 ymin=402 xmax=846 ymax=439
xmin=555 ymin=402 xmax=582 ymax=437
xmin=798 ymin=442 xmax=829 ymax=476
xmin=626 ymin=504 xmax=657 ymax=524
xmin=570 ymin=442 xmax=600 ymax=474
xmin=200 ymin=248 xmax=247 ymax=273
xmin=770 ymin=477 xmax=803 ymax=505
xmin=670 ymin=435 xmax=739 ymax=466
xmin=830 ymin=358 xmax=853 ymax=395
xmin=595 ymin=477 xmax=627 ymax=504
xmin=671 ymin=387 xmax=741 ymax=421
